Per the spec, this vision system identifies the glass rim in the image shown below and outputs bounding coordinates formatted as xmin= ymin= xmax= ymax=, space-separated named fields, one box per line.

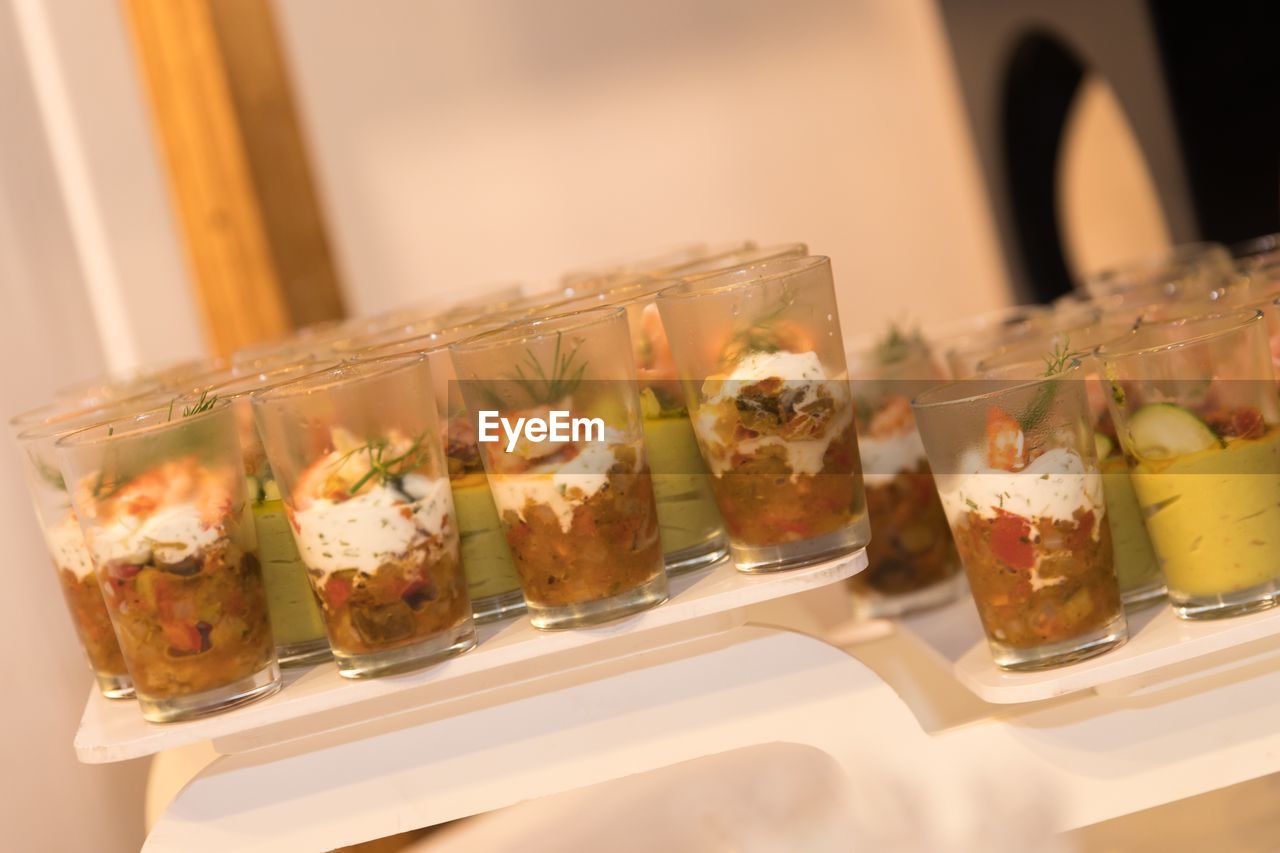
xmin=350 ymin=317 xmax=505 ymax=361
xmin=55 ymin=396 xmax=235 ymax=451
xmin=15 ymin=391 xmax=173 ymax=442
xmin=655 ymin=255 xmax=830 ymax=304
xmin=249 ymin=352 xmax=428 ymax=405
xmin=1096 ymin=307 xmax=1264 ymax=362
xmin=448 ymin=305 xmax=626 ymax=355
xmin=911 ymin=359 xmax=1086 ymax=410
xmin=188 ymin=357 xmax=336 ymax=400
xmin=974 ymin=318 xmax=1137 ymax=374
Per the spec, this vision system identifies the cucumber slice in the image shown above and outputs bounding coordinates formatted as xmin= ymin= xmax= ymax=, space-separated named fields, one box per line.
xmin=1125 ymin=403 xmax=1222 ymax=459
xmin=1093 ymin=432 xmax=1113 ymax=460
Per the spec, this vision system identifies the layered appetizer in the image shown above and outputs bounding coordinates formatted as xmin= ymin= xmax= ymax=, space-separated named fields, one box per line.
xmin=288 ymin=427 xmax=473 ymax=672
xmin=656 ymin=256 xmax=869 ymax=571
xmin=58 ymin=401 xmax=281 ymax=721
xmin=848 ymin=329 xmax=960 ymax=616
xmin=451 ymin=310 xmax=669 ymax=629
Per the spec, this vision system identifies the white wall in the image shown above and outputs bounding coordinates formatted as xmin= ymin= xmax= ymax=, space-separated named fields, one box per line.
xmin=274 ymin=0 xmax=1013 ymax=338
xmin=0 ymin=1 xmax=151 ymax=850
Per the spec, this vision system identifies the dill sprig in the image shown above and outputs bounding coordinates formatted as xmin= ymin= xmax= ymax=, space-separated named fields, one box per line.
xmin=507 ymin=332 xmax=587 ymax=406
xmin=30 ymin=453 xmax=65 ymax=492
xmin=873 ymin=321 xmax=925 ymax=366
xmin=1041 ymin=336 xmax=1086 ymax=378
xmin=1020 ymin=336 xmax=1084 ymax=431
xmin=722 ymin=289 xmax=797 ymax=365
xmin=332 ymin=431 xmax=432 ymax=496
xmin=182 ymin=390 xmax=218 ymax=417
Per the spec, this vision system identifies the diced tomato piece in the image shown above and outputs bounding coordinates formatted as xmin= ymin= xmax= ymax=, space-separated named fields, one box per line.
xmin=989 ymin=510 xmax=1035 ymax=570
xmin=1206 ymin=407 xmax=1266 ymax=440
xmin=162 ymin=621 xmax=203 ymax=654
xmin=324 ymin=576 xmax=353 ymax=610
xmin=985 ymin=407 xmax=1026 ymax=471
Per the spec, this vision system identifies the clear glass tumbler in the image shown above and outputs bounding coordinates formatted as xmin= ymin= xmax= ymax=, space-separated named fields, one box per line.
xmin=185 ymin=362 xmax=334 ymax=667
xmin=656 ymin=256 xmax=870 ymax=572
xmin=912 ymin=363 xmax=1127 ymax=670
xmin=1097 ymin=309 xmax=1280 ymax=619
xmin=846 ymin=328 xmax=962 ymax=617
xmin=251 ymin=356 xmax=477 ymax=677
xmin=354 ymin=322 xmax=529 ymax=623
xmin=57 ymin=401 xmax=281 ymax=721
xmin=450 ymin=307 xmax=669 ymax=629
xmin=978 ymin=321 xmax=1167 ymax=610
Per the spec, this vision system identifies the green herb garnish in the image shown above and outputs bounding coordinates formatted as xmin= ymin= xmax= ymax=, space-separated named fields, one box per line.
xmin=872 ymin=321 xmax=925 ymax=366
xmin=29 ymin=453 xmax=65 ymax=492
xmin=722 ymin=289 xmax=797 ymax=365
xmin=1019 ymin=336 xmax=1085 ymax=432
xmin=181 ymin=390 xmax=218 ymax=418
xmin=505 ymin=331 xmax=587 ymax=407
xmin=334 ymin=431 xmax=433 ymax=496
xmin=1041 ymin=336 xmax=1086 ymax=378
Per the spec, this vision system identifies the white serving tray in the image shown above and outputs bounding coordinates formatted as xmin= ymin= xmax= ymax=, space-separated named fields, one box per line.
xmin=76 ymin=549 xmax=866 ymax=764
xmin=896 ymin=592 xmax=1280 ymax=704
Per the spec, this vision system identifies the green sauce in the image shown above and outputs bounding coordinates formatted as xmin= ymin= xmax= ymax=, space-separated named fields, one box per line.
xmin=451 ymin=473 xmax=523 ymax=600
xmin=642 ymin=414 xmax=724 ymax=555
xmin=1100 ymin=456 xmax=1162 ymax=593
xmin=251 ymin=497 xmax=328 ymax=647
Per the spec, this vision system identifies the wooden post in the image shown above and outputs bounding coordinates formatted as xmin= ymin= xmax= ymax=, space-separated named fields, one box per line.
xmin=119 ymin=0 xmax=345 ymax=356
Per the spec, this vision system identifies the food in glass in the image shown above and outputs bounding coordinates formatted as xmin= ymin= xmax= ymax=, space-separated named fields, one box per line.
xmin=187 ymin=363 xmax=333 ymax=666
xmin=13 ymin=401 xmax=169 ymax=699
xmin=977 ymin=322 xmax=1166 ymax=609
xmin=355 ymin=323 xmax=528 ymax=622
xmin=657 ymin=256 xmax=869 ymax=572
xmin=544 ymin=282 xmax=731 ymax=573
xmin=57 ymin=401 xmax=280 ymax=722
xmin=1098 ymin=309 xmax=1280 ymax=619
xmin=253 ymin=356 xmax=476 ymax=677
xmin=846 ymin=327 xmax=961 ymax=617
xmin=451 ymin=307 xmax=669 ymax=629
xmin=913 ymin=362 xmax=1127 ymax=670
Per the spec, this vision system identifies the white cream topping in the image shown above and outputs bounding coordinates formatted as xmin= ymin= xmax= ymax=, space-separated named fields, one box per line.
xmin=292 ymin=474 xmax=454 ymax=577
xmin=697 ymin=350 xmax=851 ymax=480
xmin=939 ymin=447 xmax=1104 ymax=525
xmin=858 ymin=429 xmax=927 ymax=487
xmin=91 ymin=503 xmax=222 ymax=567
xmin=43 ymin=513 xmax=95 ymax=580
xmin=489 ymin=439 xmax=639 ymax=533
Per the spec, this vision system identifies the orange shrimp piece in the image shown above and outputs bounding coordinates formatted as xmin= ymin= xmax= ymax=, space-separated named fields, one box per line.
xmin=985 ymin=406 xmax=1026 ymax=471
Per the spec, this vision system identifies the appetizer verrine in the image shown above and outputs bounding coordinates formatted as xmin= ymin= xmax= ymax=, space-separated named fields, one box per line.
xmin=656 ymin=256 xmax=869 ymax=571
xmin=451 ymin=307 xmax=668 ymax=629
xmin=56 ymin=401 xmax=280 ymax=722
xmin=355 ymin=322 xmax=528 ymax=622
xmin=913 ymin=362 xmax=1127 ymax=670
xmin=252 ymin=357 xmax=476 ymax=677
xmin=1099 ymin=310 xmax=1280 ymax=619
xmin=846 ymin=326 xmax=961 ymax=616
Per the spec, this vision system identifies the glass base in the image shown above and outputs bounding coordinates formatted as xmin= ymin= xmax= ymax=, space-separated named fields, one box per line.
xmin=664 ymin=531 xmax=729 ymax=577
xmin=1121 ymin=576 xmax=1168 ymax=612
xmin=472 ymin=588 xmax=528 ymax=625
xmin=1169 ymin=577 xmax=1280 ymax=621
xmin=277 ymin=636 xmax=333 ymax=668
xmin=334 ymin=619 xmax=477 ymax=679
xmin=94 ymin=671 xmax=135 ymax=701
xmin=138 ymin=662 xmax=282 ymax=723
xmin=527 ymin=572 xmax=669 ymax=631
xmin=852 ymin=571 xmax=965 ymax=620
xmin=730 ymin=523 xmax=869 ymax=574
xmin=988 ymin=612 xmax=1128 ymax=671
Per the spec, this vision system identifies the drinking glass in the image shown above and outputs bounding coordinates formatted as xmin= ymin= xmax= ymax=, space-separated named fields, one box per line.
xmin=657 ymin=256 xmax=870 ymax=571
xmin=912 ymin=364 xmax=1127 ymax=670
xmin=1097 ymin=309 xmax=1280 ymax=619
xmin=450 ymin=307 xmax=669 ymax=629
xmin=846 ymin=329 xmax=962 ymax=617
xmin=15 ymin=400 xmax=175 ymax=699
xmin=354 ymin=322 xmax=528 ymax=623
xmin=252 ymin=356 xmax=477 ymax=677
xmin=182 ymin=362 xmax=335 ymax=666
xmin=977 ymin=321 xmax=1166 ymax=609
xmin=57 ymin=401 xmax=281 ymax=721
